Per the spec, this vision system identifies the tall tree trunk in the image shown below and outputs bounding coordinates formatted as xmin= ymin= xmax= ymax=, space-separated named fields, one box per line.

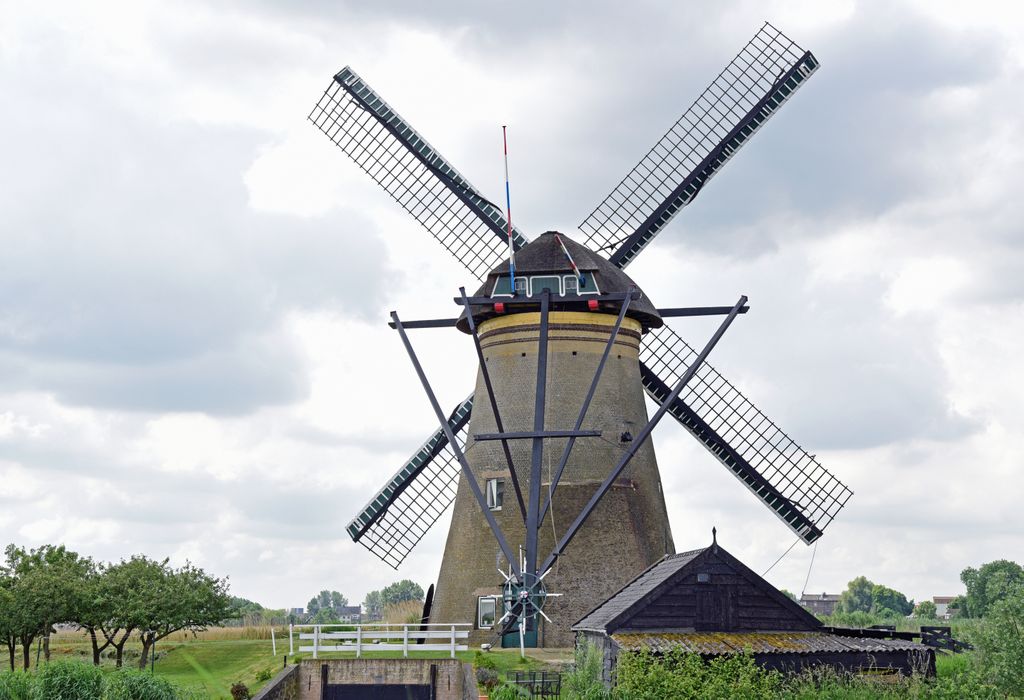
xmin=6 ymin=640 xmax=13 ymax=672
xmin=21 ymin=639 xmax=30 ymax=671
xmin=138 ymin=634 xmax=153 ymax=670
xmin=89 ymin=628 xmax=100 ymax=665
xmin=42 ymin=627 xmax=50 ymax=663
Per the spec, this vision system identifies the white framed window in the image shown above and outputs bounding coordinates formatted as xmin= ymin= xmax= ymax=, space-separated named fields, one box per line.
xmin=486 ymin=478 xmax=504 ymax=511
xmin=477 ymin=596 xmax=497 ymax=629
xmin=513 ymin=277 xmax=528 ymax=295
xmin=530 ymin=275 xmax=562 ymax=296
xmin=563 ymin=276 xmax=579 ymax=295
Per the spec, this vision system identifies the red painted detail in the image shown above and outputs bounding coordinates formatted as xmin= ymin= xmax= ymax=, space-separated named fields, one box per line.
xmin=494 ymin=302 xmax=506 ymax=314
xmin=588 ymin=299 xmax=599 ymax=311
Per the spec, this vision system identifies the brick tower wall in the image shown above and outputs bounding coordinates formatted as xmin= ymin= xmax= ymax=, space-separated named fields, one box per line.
xmin=430 ymin=311 xmax=675 ymax=648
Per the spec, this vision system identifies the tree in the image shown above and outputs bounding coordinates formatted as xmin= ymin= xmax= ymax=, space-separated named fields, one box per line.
xmin=99 ymin=556 xmax=170 ymax=667
xmin=136 ymin=561 xmax=232 ymax=669
xmin=972 ymin=586 xmax=1024 ymax=695
xmin=961 ymin=559 xmax=1024 ymax=618
xmin=0 ymin=571 xmax=16 ymax=671
xmin=779 ymin=589 xmax=798 ymax=602
xmin=3 ymin=544 xmax=93 ymax=668
xmin=914 ymin=600 xmax=937 ymax=619
xmin=306 ymin=590 xmax=349 ymax=620
xmin=363 ymin=590 xmax=383 ymax=621
xmin=871 ymin=584 xmax=913 ymax=617
xmin=381 ymin=580 xmax=424 ymax=607
xmin=836 ymin=576 xmax=874 ymax=614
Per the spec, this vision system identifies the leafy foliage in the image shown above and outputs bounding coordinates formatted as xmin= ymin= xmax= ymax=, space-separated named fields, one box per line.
xmin=914 ymin=600 xmax=937 ymax=619
xmin=380 ymin=580 xmax=424 ymax=607
xmin=615 ymin=648 xmax=782 ymax=699
xmin=972 ymin=586 xmax=1024 ymax=695
xmin=488 ymin=682 xmax=530 ymax=699
xmin=961 ymin=559 xmax=1024 ymax=618
xmin=562 ymin=640 xmax=611 ymax=700
xmin=305 ymin=590 xmax=348 ymax=618
xmin=835 ymin=576 xmax=912 ymax=616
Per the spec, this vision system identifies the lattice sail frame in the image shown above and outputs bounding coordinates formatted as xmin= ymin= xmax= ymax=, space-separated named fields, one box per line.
xmin=346 ymin=396 xmax=473 ymax=569
xmin=581 ymin=22 xmax=818 ymax=268
xmin=639 ymin=325 xmax=852 ymax=542
xmin=309 ymin=67 xmax=528 ymax=281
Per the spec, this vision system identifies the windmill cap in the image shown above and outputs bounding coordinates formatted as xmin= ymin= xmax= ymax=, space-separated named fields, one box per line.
xmin=456 ymin=232 xmax=663 ymax=333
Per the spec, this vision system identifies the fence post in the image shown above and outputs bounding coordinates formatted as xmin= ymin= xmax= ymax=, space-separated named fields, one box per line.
xmin=403 ymin=625 xmax=409 ymax=658
xmin=289 ymin=624 xmax=294 ymax=655
xmin=450 ymin=625 xmax=456 ymax=659
xmin=313 ymin=625 xmax=319 ymax=659
xmin=271 ymin=627 xmax=277 ymax=656
xmin=356 ymin=625 xmax=362 ymax=658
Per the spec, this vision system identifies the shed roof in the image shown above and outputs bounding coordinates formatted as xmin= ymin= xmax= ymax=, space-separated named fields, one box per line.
xmin=611 ymin=631 xmax=931 ymax=656
xmin=572 ymin=539 xmax=821 ymax=634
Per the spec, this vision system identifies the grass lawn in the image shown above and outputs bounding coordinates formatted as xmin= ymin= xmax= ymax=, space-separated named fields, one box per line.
xmin=31 ymin=630 xmax=571 ymax=698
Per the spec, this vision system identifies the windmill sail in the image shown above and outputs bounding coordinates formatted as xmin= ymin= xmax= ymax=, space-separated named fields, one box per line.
xmin=310 ymin=67 xmax=529 ymax=281
xmin=346 ymin=396 xmax=473 ymax=569
xmin=580 ymin=23 xmax=818 ymax=268
xmin=639 ymin=325 xmax=851 ymax=543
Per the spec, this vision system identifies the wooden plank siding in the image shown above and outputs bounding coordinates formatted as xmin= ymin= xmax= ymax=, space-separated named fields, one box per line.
xmin=615 ymin=549 xmax=819 ymax=632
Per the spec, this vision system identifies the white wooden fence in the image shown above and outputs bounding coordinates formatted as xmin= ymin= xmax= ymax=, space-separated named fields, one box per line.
xmin=290 ymin=623 xmax=471 ymax=659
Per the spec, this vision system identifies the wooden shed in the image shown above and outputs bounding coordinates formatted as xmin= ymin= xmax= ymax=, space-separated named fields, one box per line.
xmin=572 ymin=537 xmax=934 ymax=682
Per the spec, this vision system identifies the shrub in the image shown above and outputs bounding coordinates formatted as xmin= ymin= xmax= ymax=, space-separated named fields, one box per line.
xmin=35 ymin=660 xmax=105 ymax=700
xmin=563 ymin=641 xmax=610 ymax=700
xmin=474 ymin=650 xmax=498 ymax=670
xmin=488 ymin=682 xmax=529 ymax=700
xmin=615 ymin=649 xmax=781 ymax=699
xmin=0 ymin=671 xmax=33 ymax=700
xmin=476 ymin=667 xmax=499 ymax=689
xmin=103 ymin=669 xmax=179 ymax=700
xmin=255 ymin=667 xmax=275 ymax=682
xmin=230 ymin=681 xmax=250 ymax=699
xmin=972 ymin=587 xmax=1024 ymax=696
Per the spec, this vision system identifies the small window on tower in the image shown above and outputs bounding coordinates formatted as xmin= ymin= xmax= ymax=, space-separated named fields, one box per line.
xmin=486 ymin=479 xmax=504 ymax=511
xmin=564 ymin=276 xmax=579 ymax=296
xmin=513 ymin=277 xmax=528 ymax=295
xmin=477 ymin=596 xmax=497 ymax=629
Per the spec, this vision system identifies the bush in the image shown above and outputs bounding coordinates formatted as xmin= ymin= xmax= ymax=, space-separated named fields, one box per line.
xmin=0 ymin=671 xmax=33 ymax=700
xmin=254 ymin=667 xmax=275 ymax=682
xmin=615 ymin=649 xmax=781 ymax=699
xmin=476 ymin=667 xmax=499 ymax=689
xmin=104 ymin=669 xmax=179 ymax=700
xmin=34 ymin=661 xmax=105 ymax=700
xmin=474 ymin=650 xmax=498 ymax=670
xmin=972 ymin=587 xmax=1024 ymax=696
xmin=563 ymin=641 xmax=610 ymax=700
xmin=230 ymin=681 xmax=250 ymax=699
xmin=488 ymin=682 xmax=529 ymax=700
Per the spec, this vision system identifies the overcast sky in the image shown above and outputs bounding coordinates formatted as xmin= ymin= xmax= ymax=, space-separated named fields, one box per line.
xmin=1 ymin=0 xmax=1022 ymax=611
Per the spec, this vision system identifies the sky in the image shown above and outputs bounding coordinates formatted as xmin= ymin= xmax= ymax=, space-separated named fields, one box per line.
xmin=1 ymin=0 xmax=1022 ymax=611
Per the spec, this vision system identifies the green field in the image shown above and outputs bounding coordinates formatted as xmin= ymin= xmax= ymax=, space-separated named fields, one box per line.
xmin=18 ymin=630 xmax=563 ymax=698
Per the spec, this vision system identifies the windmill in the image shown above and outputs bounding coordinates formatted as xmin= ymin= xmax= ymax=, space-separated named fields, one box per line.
xmin=310 ymin=22 xmax=853 ymax=648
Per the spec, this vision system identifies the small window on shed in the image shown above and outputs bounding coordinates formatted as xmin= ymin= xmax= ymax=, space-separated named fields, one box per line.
xmin=486 ymin=479 xmax=504 ymax=511
xmin=477 ymin=597 xmax=497 ymax=629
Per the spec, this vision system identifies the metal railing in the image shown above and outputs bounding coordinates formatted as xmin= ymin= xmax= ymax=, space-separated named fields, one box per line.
xmin=290 ymin=623 xmax=471 ymax=659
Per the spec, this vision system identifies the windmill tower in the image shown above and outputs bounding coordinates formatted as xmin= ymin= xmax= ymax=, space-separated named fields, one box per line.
xmin=310 ymin=23 xmax=853 ymax=647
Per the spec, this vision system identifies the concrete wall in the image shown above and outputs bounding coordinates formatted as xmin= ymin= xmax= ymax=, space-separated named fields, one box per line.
xmin=251 ymin=665 xmax=299 ymax=700
xmin=432 ymin=311 xmax=676 ymax=647
xmin=296 ymin=658 xmax=469 ymax=700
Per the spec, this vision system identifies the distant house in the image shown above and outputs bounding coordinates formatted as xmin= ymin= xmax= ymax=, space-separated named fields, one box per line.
xmin=800 ymin=592 xmax=841 ymax=616
xmin=933 ymin=596 xmax=956 ymax=620
xmin=573 ymin=537 xmax=934 ymax=683
xmin=337 ymin=605 xmax=362 ymax=624
xmin=290 ymin=607 xmax=305 ymax=616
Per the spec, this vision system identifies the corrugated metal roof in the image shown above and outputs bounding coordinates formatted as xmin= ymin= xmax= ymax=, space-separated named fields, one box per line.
xmin=611 ymin=632 xmax=930 ymax=656
xmin=573 ymin=548 xmax=707 ymax=632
